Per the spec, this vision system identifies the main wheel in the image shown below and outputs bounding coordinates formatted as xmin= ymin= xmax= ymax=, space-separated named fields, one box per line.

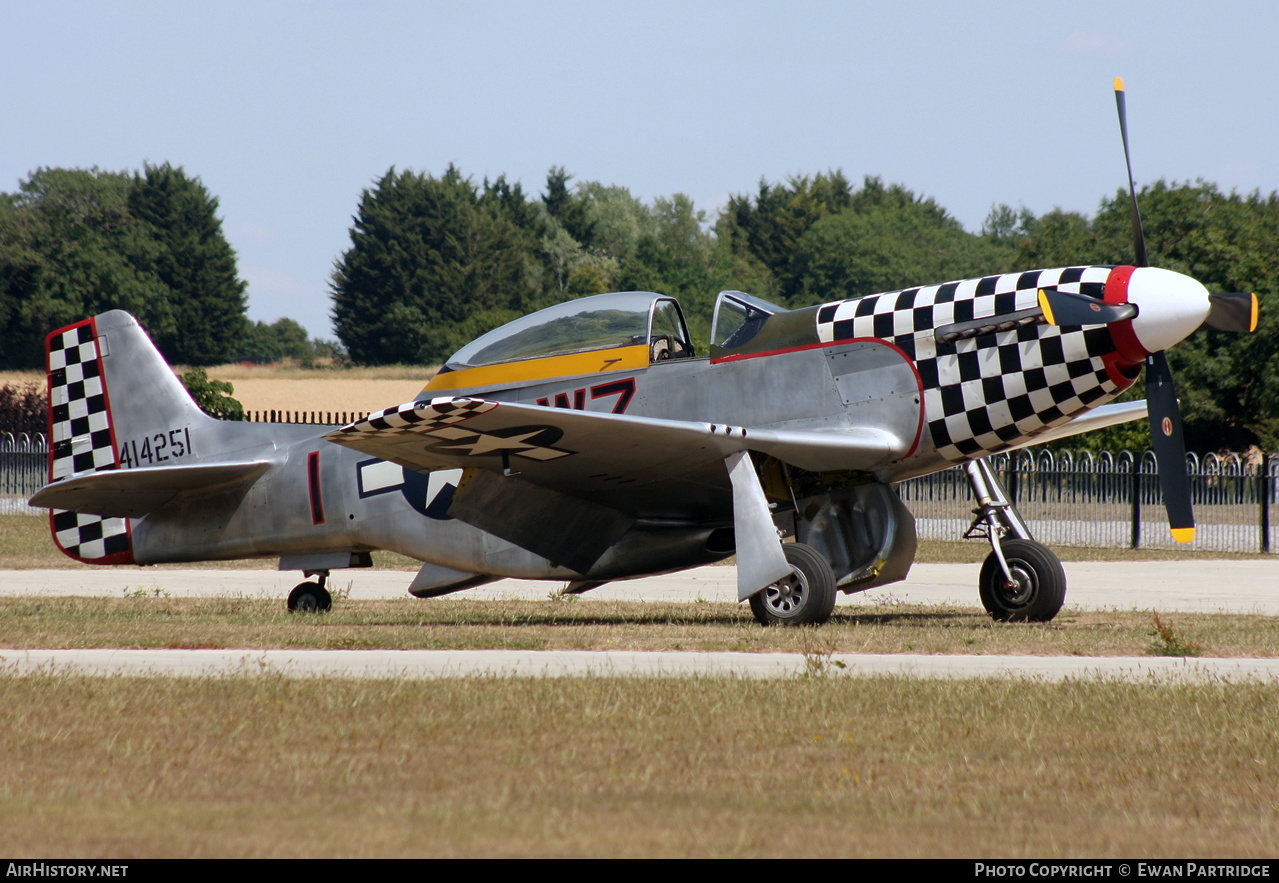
xmin=978 ymin=539 xmax=1065 ymax=622
xmin=287 ymin=581 xmax=332 ymax=613
xmin=749 ymin=543 xmax=838 ymax=626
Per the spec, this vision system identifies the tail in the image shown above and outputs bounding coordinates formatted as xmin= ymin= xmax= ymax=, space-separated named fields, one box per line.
xmin=44 ymin=311 xmax=213 ymax=564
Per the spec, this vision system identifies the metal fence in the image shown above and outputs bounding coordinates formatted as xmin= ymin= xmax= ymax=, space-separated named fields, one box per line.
xmin=0 ymin=433 xmax=48 ymax=516
xmin=3 ymin=433 xmax=1276 ymax=552
xmin=245 ymin=411 xmax=370 ymax=425
xmin=900 ymin=449 xmax=1278 ymax=553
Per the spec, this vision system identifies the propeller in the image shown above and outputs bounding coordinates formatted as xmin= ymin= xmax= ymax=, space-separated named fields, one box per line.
xmin=1032 ymin=82 xmax=1260 ymax=542
xmin=1203 ymin=291 xmax=1259 ymax=333
xmin=1113 ymin=76 xmax=1197 ymax=543
xmin=1037 ymin=287 xmax=1136 ymax=326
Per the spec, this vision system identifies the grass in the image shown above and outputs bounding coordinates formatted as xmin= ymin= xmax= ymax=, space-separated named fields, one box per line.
xmin=0 ymin=596 xmax=1269 ymax=657
xmin=1 ymin=673 xmax=1276 ymax=858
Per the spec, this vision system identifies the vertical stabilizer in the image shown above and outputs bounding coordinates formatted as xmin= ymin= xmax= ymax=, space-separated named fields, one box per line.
xmin=44 ymin=311 xmax=213 ymax=564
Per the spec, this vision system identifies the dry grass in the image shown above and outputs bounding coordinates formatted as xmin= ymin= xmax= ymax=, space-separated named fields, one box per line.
xmin=1 ymin=673 xmax=1276 ymax=858
xmin=0 ymin=596 xmax=1274 ymax=657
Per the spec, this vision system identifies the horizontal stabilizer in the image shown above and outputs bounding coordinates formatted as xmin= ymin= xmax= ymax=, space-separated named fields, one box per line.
xmin=30 ymin=460 xmax=270 ymax=519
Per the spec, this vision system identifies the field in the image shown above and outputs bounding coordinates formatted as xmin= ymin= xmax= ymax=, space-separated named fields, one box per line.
xmin=3 ymin=674 xmax=1277 ymax=858
xmin=1 ymin=364 xmax=429 ymax=417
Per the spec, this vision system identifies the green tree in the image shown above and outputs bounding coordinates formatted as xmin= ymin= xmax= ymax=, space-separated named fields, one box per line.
xmin=128 ymin=163 xmax=248 ymax=364
xmin=717 ymin=171 xmax=854 ymax=302
xmin=236 ymin=317 xmax=317 ymax=365
xmin=331 ymin=166 xmax=543 ymax=365
xmin=178 ymin=368 xmax=244 ymax=421
xmin=796 ymin=186 xmax=1009 ymax=305
xmin=0 ymin=165 xmax=247 ymax=369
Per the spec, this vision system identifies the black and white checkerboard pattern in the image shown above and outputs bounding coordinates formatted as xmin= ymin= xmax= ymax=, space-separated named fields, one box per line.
xmin=333 ymin=397 xmax=499 ymax=440
xmin=816 ymin=267 xmax=1124 ymax=462
xmin=46 ymin=319 xmax=132 ymax=562
xmin=330 ymin=397 xmax=574 ymax=461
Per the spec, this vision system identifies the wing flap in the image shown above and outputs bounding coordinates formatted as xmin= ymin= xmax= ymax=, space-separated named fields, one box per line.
xmin=29 ymin=460 xmax=271 ymax=518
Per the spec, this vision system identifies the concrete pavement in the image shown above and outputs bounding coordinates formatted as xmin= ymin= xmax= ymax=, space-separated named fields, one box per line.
xmin=2 ymin=559 xmax=1276 ymax=613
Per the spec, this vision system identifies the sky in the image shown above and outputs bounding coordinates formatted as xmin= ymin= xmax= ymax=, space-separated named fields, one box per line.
xmin=5 ymin=0 xmax=1278 ymax=340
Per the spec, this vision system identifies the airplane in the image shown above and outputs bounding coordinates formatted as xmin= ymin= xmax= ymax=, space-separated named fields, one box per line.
xmin=28 ymin=80 xmax=1260 ymax=626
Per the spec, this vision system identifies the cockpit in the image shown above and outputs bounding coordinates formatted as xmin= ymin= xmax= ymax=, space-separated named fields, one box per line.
xmin=425 ymin=291 xmax=696 ymax=393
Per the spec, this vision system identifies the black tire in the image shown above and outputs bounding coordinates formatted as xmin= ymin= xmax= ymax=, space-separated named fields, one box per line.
xmin=978 ymin=539 xmax=1065 ymax=622
xmin=287 ymin=581 xmax=332 ymax=613
xmin=749 ymin=543 xmax=838 ymax=626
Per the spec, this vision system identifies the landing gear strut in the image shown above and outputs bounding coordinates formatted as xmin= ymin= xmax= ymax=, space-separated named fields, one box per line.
xmin=287 ymin=570 xmax=332 ymax=613
xmin=963 ymin=459 xmax=1065 ymax=622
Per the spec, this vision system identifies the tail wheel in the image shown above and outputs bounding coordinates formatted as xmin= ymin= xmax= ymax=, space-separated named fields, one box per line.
xmin=978 ymin=539 xmax=1065 ymax=622
xmin=287 ymin=581 xmax=332 ymax=613
xmin=749 ymin=542 xmax=837 ymax=627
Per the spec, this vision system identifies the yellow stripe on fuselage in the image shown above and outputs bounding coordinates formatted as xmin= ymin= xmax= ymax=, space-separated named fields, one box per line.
xmin=422 ymin=344 xmax=650 ymax=393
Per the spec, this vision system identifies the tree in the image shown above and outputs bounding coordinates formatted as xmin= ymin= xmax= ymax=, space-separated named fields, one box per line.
xmin=178 ymin=368 xmax=244 ymax=420
xmin=236 ymin=317 xmax=317 ymax=365
xmin=331 ymin=166 xmax=543 ymax=365
xmin=795 ymin=183 xmax=1010 ymax=305
xmin=128 ymin=163 xmax=248 ymax=364
xmin=717 ymin=171 xmax=854 ymax=303
xmin=0 ymin=165 xmax=247 ymax=369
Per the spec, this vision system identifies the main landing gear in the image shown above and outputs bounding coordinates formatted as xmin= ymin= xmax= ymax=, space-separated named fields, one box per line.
xmin=287 ymin=570 xmax=332 ymax=613
xmin=749 ymin=542 xmax=838 ymax=626
xmin=964 ymin=459 xmax=1065 ymax=622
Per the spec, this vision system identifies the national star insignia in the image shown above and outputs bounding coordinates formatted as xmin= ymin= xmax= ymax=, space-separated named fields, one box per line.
xmin=425 ymin=427 xmax=574 ymax=461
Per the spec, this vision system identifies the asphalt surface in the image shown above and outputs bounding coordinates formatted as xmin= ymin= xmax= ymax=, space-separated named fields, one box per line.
xmin=2 ymin=560 xmax=1276 ymax=680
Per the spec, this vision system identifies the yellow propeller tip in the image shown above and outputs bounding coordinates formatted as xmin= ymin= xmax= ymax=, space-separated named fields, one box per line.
xmin=1037 ymin=289 xmax=1057 ymax=325
xmin=1171 ymin=527 xmax=1195 ymax=544
xmin=1250 ymin=293 xmax=1259 ymax=333
xmin=1114 ymin=76 xmax=1125 ymax=92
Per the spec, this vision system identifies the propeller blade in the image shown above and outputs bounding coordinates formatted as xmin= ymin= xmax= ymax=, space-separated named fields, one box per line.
xmin=1038 ymin=288 xmax=1138 ymax=326
xmin=1145 ymin=350 xmax=1194 ymax=543
xmin=1114 ymin=76 xmax=1149 ymax=267
xmin=1203 ymin=292 xmax=1259 ymax=333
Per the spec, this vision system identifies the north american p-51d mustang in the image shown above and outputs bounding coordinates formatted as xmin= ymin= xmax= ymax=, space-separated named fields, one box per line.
xmin=30 ymin=81 xmax=1259 ymax=625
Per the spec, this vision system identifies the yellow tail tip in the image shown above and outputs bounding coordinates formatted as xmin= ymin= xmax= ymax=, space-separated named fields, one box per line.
xmin=1114 ymin=76 xmax=1125 ymax=92
xmin=1171 ymin=527 xmax=1195 ymax=544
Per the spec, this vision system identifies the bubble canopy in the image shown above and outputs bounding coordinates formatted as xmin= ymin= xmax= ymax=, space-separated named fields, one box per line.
xmin=444 ymin=292 xmax=692 ymax=369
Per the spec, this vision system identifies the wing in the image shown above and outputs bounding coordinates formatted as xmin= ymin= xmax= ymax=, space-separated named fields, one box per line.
xmin=1005 ymin=400 xmax=1148 ymax=451
xmin=323 ymin=396 xmax=906 ymax=520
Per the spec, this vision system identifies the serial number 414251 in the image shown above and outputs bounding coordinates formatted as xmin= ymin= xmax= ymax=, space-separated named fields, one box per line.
xmin=120 ymin=428 xmax=192 ymax=468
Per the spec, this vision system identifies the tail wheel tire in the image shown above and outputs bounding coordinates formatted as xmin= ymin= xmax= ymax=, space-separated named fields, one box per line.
xmin=287 ymin=581 xmax=332 ymax=613
xmin=749 ymin=543 xmax=838 ymax=627
xmin=978 ymin=539 xmax=1065 ymax=623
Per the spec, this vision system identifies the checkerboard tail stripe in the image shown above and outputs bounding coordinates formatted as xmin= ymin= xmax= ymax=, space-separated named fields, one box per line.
xmin=45 ymin=319 xmax=133 ymax=564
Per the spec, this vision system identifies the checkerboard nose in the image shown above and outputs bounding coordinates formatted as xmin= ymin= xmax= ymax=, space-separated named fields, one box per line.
xmin=1125 ymin=268 xmax=1211 ymax=355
